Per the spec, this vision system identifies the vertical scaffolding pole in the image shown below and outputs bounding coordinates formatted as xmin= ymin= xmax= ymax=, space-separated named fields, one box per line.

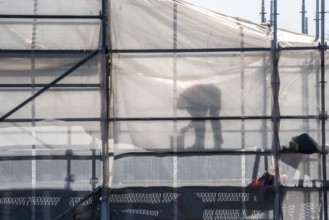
xmin=314 ymin=0 xmax=323 ymax=212
xmin=315 ymin=0 xmax=320 ymax=41
xmin=100 ymin=0 xmax=110 ymax=219
xmin=270 ymin=0 xmax=274 ymax=25
xmin=30 ymin=1 xmax=38 ymax=219
xmin=271 ymin=0 xmax=281 ymax=219
xmin=239 ymin=26 xmax=247 ymax=212
xmin=262 ymin=56 xmax=270 ymax=173
xmin=260 ymin=0 xmax=266 ymax=23
xmin=320 ymin=0 xmax=327 ymax=218
xmin=301 ymin=0 xmax=307 ymax=34
xmin=172 ymin=2 xmax=178 ymax=220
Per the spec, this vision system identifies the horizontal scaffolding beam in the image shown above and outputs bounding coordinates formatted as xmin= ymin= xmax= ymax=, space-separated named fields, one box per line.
xmin=114 ymin=150 xmax=273 ymax=160
xmin=0 ymin=84 xmax=100 ymax=88
xmin=0 ymin=154 xmax=104 ymax=161
xmin=0 ymin=49 xmax=97 ymax=55
xmin=0 ymin=117 xmax=101 ymax=123
xmin=109 ymin=115 xmax=318 ymax=121
xmin=0 ymin=14 xmax=103 ymax=19
xmin=0 ymin=115 xmax=318 ymax=123
xmin=0 ymin=46 xmax=322 ymax=55
xmin=113 ymin=149 xmax=327 ymax=160
xmin=110 ymin=46 xmax=321 ymax=54
xmin=110 ymin=47 xmax=271 ymax=53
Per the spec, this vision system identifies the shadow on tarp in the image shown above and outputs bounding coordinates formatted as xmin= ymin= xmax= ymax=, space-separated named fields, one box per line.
xmin=0 ymin=188 xmax=101 ymax=220
xmin=109 ymin=186 xmax=280 ymax=220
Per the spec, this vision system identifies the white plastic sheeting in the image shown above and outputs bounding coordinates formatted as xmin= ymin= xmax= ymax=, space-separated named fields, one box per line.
xmin=111 ymin=0 xmax=318 ymax=50
xmin=110 ymin=0 xmax=328 ymax=191
xmin=1 ymin=0 xmax=329 ymax=218
xmin=111 ymin=0 xmax=271 ymax=50
xmin=0 ymin=0 xmax=103 ymax=192
xmin=0 ymin=0 xmax=101 ymax=50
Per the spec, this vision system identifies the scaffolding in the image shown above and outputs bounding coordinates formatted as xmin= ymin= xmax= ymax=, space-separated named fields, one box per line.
xmin=0 ymin=0 xmax=328 ymax=219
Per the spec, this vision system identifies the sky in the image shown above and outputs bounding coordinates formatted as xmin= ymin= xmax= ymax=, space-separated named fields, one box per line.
xmin=187 ymin=0 xmax=322 ymax=36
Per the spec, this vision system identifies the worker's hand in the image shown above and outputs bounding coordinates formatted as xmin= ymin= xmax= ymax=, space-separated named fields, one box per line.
xmin=180 ymin=126 xmax=189 ymax=134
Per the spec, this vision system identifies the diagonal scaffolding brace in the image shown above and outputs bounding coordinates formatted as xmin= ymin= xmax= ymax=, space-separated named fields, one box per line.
xmin=53 ymin=186 xmax=102 ymax=220
xmin=0 ymin=50 xmax=99 ymax=122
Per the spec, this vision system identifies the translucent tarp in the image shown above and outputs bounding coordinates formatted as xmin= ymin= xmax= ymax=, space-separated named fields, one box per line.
xmin=109 ymin=0 xmax=328 ymax=219
xmin=0 ymin=54 xmax=102 ymax=150
xmin=1 ymin=0 xmax=329 ymax=219
xmin=0 ymin=4 xmax=104 ymax=217
xmin=110 ymin=0 xmax=326 ymax=185
xmin=0 ymin=0 xmax=102 ymax=15
xmin=111 ymin=0 xmax=271 ymax=50
xmin=0 ymin=0 xmax=101 ymax=50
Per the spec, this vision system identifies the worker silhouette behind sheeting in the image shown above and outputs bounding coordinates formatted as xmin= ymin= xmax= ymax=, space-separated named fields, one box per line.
xmin=177 ymin=84 xmax=223 ymax=150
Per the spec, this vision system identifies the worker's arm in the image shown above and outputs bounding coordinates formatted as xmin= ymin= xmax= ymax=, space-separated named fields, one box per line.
xmin=180 ymin=122 xmax=193 ymax=134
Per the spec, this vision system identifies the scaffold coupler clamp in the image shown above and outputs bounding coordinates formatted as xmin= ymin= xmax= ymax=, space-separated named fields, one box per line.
xmin=319 ymin=111 xmax=328 ymax=120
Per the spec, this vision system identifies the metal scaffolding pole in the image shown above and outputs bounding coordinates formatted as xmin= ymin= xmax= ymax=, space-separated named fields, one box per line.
xmin=270 ymin=0 xmax=274 ymax=25
xmin=271 ymin=0 xmax=281 ymax=219
xmin=260 ymin=0 xmax=266 ymax=23
xmin=320 ymin=0 xmax=328 ymax=218
xmin=0 ymin=14 xmax=101 ymax=19
xmin=315 ymin=0 xmax=320 ymax=41
xmin=301 ymin=0 xmax=307 ymax=34
xmin=100 ymin=0 xmax=110 ymax=219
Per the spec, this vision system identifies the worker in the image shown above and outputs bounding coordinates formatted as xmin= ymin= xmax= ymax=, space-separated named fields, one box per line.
xmin=177 ymin=83 xmax=223 ymax=150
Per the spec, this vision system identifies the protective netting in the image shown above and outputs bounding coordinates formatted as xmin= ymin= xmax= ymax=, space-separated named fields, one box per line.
xmin=0 ymin=188 xmax=101 ymax=219
xmin=109 ymin=187 xmax=322 ymax=220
